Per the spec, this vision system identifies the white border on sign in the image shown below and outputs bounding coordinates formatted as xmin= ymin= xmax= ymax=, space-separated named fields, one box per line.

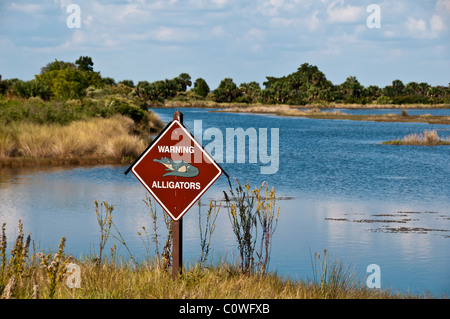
xmin=131 ymin=120 xmax=222 ymax=221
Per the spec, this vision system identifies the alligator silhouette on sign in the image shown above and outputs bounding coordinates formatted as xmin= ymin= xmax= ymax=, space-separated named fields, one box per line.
xmin=153 ymin=157 xmax=199 ymax=178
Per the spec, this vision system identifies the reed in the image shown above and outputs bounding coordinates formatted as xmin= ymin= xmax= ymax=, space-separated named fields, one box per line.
xmin=383 ymin=130 xmax=450 ymax=145
xmin=0 ymin=115 xmax=147 ymax=163
xmin=1 ymin=255 xmax=421 ymax=299
xmin=310 ymin=249 xmax=360 ymax=298
xmin=0 ymin=183 xmax=437 ymax=299
xmin=198 ymin=199 xmax=221 ymax=269
xmin=0 ymin=218 xmax=430 ymax=299
xmin=215 ymin=106 xmax=450 ymax=125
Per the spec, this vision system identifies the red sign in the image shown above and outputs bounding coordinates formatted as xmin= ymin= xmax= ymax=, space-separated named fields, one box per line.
xmin=130 ymin=120 xmax=222 ymax=221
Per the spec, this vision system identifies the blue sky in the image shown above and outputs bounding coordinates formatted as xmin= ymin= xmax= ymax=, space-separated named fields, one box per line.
xmin=0 ymin=0 xmax=449 ymax=89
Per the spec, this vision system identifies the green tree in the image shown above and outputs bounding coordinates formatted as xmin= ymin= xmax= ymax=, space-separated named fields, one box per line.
xmin=405 ymin=82 xmax=420 ymax=95
xmin=262 ymin=63 xmax=332 ymax=104
xmin=176 ymin=73 xmax=192 ymax=92
xmin=136 ymin=78 xmax=181 ymax=102
xmin=239 ymin=81 xmax=262 ymax=103
xmin=119 ymin=80 xmax=134 ymax=88
xmin=192 ymin=78 xmax=210 ymax=98
xmin=36 ymin=58 xmax=103 ymax=99
xmin=102 ymin=77 xmax=116 ymax=86
xmin=384 ymin=79 xmax=405 ymax=97
xmin=339 ymin=76 xmax=363 ymax=100
xmin=418 ymin=82 xmax=430 ymax=96
xmin=75 ymin=56 xmax=94 ymax=72
xmin=12 ymin=79 xmax=51 ymax=100
xmin=213 ymin=78 xmax=241 ymax=103
xmin=363 ymin=85 xmax=382 ymax=101
xmin=0 ymin=74 xmax=7 ymax=95
xmin=40 ymin=59 xmax=76 ymax=74
xmin=392 ymin=79 xmax=404 ymax=96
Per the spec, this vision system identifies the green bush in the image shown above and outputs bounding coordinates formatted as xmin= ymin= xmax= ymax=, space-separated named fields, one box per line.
xmin=376 ymin=96 xmax=392 ymax=105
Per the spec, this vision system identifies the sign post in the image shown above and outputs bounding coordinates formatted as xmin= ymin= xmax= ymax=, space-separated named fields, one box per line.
xmin=172 ymin=111 xmax=183 ymax=279
xmin=125 ymin=111 xmax=223 ymax=279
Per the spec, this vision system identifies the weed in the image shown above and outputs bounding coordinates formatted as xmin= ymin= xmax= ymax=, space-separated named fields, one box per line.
xmin=36 ymin=237 xmax=70 ymax=299
xmin=198 ymin=199 xmax=221 ymax=269
xmin=142 ymin=195 xmax=173 ymax=270
xmin=310 ymin=249 xmax=359 ymax=298
xmin=224 ymin=178 xmax=280 ymax=275
xmin=95 ymin=200 xmax=114 ymax=270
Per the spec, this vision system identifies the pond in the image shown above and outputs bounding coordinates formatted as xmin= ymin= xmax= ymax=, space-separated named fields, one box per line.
xmin=1 ymin=107 xmax=449 ymax=297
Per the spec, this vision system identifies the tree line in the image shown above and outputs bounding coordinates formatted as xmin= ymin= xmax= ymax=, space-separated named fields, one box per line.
xmin=1 ymin=57 xmax=449 ymax=105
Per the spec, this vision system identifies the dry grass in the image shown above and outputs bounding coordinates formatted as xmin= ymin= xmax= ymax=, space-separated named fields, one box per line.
xmin=0 ymin=115 xmax=147 ymax=162
xmin=384 ymin=130 xmax=450 ymax=146
xmin=0 ymin=127 xmax=15 ymax=158
xmin=3 ymin=258 xmax=416 ymax=299
xmin=0 ymin=218 xmax=431 ymax=299
xmin=215 ymin=106 xmax=450 ymax=125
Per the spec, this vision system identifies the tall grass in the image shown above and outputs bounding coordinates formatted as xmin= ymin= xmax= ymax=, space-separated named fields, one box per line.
xmin=383 ymin=129 xmax=450 ymax=145
xmin=0 ymin=182 xmax=432 ymax=299
xmin=0 ymin=115 xmax=147 ymax=161
xmin=0 ymin=213 xmax=427 ymax=299
xmin=310 ymin=249 xmax=360 ymax=298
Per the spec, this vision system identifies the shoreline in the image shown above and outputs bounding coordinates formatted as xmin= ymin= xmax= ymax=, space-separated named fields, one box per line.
xmin=152 ymin=100 xmax=450 ymax=110
xmin=0 ymin=155 xmax=134 ymax=169
xmin=210 ymin=105 xmax=450 ymax=125
xmin=2 ymin=104 xmax=450 ymax=169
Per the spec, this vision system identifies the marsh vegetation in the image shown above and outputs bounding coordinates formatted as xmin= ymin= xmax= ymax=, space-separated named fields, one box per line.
xmin=0 ymin=180 xmax=431 ymax=299
xmin=0 ymin=57 xmax=164 ymax=166
xmin=215 ymin=105 xmax=450 ymax=125
xmin=383 ymin=129 xmax=450 ymax=146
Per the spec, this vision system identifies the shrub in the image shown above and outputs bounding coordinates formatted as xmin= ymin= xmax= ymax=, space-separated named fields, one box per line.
xmin=376 ymin=96 xmax=392 ymax=104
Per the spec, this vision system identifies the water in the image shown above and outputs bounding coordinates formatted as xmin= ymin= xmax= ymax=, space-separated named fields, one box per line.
xmin=1 ymin=107 xmax=449 ymax=297
xmin=300 ymin=107 xmax=450 ymax=116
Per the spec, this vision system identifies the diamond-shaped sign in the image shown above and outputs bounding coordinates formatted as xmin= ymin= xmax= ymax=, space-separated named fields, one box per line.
xmin=129 ymin=119 xmax=222 ymax=221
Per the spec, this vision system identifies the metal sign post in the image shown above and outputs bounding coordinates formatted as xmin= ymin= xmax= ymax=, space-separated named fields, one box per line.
xmin=172 ymin=111 xmax=183 ymax=279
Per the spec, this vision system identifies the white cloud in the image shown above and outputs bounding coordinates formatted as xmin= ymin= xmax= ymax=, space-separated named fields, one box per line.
xmin=431 ymin=0 xmax=449 ymax=34
xmin=383 ymin=30 xmax=396 ymax=38
xmin=245 ymin=28 xmax=264 ymax=41
xmin=1 ymin=0 xmax=450 ymax=87
xmin=405 ymin=11 xmax=447 ymax=39
xmin=212 ymin=0 xmax=228 ymax=6
xmin=9 ymin=2 xmax=42 ymax=13
xmin=119 ymin=4 xmax=141 ymax=20
xmin=268 ymin=0 xmax=285 ymax=7
xmin=83 ymin=15 xmax=93 ymax=27
xmin=405 ymin=17 xmax=427 ymax=36
xmin=270 ymin=17 xmax=295 ymax=28
xmin=31 ymin=30 xmax=86 ymax=53
xmin=210 ymin=26 xmax=228 ymax=37
xmin=53 ymin=0 xmax=72 ymax=10
xmin=236 ymin=28 xmax=265 ymax=52
xmin=154 ymin=27 xmax=198 ymax=42
xmin=430 ymin=15 xmax=444 ymax=33
xmin=436 ymin=0 xmax=450 ymax=13
xmin=307 ymin=10 xmax=320 ymax=31
xmin=326 ymin=1 xmax=364 ymax=24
